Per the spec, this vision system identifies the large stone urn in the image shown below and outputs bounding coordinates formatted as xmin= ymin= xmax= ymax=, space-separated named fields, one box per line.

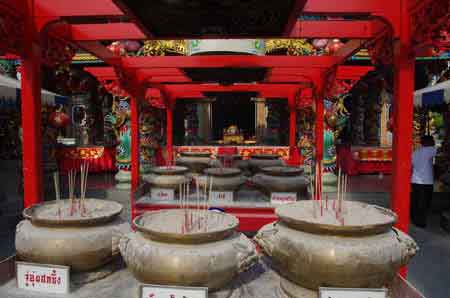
xmin=16 ymin=199 xmax=129 ymax=271
xmin=144 ymin=166 xmax=190 ymax=192
xmin=255 ymin=201 xmax=418 ymax=293
xmin=250 ymin=166 xmax=309 ymax=198
xmin=203 ymin=168 xmax=247 ymax=192
xmin=119 ymin=209 xmax=258 ymax=291
xmin=247 ymin=154 xmax=284 ymax=174
xmin=176 ymin=151 xmax=217 ymax=174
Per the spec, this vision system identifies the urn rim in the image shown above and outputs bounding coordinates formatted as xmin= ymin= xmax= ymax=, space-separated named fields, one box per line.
xmin=204 ymin=167 xmax=242 ymax=177
xmin=23 ymin=199 xmax=123 ymax=227
xmin=134 ymin=209 xmax=239 ymax=244
xmin=276 ymin=201 xmax=397 ymax=236
xmin=260 ymin=166 xmax=304 ymax=177
xmin=150 ymin=166 xmax=189 ymax=175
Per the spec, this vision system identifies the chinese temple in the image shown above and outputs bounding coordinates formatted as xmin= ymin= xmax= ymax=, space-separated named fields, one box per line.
xmin=0 ymin=0 xmax=449 ymax=297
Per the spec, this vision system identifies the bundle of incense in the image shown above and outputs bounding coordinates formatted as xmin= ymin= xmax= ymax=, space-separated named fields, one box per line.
xmin=337 ymin=167 xmax=342 ymax=213
xmin=205 ymin=176 xmax=214 ymax=232
xmin=53 ymin=172 xmax=61 ymax=217
xmin=68 ymin=170 xmax=76 ymax=215
xmin=80 ymin=161 xmax=89 ymax=215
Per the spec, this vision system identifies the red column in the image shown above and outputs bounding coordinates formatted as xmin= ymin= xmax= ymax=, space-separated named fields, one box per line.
xmin=391 ymin=1 xmax=414 ymax=235
xmin=130 ymin=97 xmax=140 ymax=190
xmin=314 ymin=96 xmax=324 ymax=200
xmin=391 ymin=48 xmax=414 ymax=234
xmin=315 ymin=98 xmax=324 ymax=161
xmin=288 ymin=107 xmax=300 ymax=165
xmin=130 ymin=96 xmax=140 ymax=222
xmin=21 ymin=9 xmax=43 ymax=208
xmin=166 ymin=107 xmax=174 ymax=165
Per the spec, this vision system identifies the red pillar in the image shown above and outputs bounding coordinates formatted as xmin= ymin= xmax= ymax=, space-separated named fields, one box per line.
xmin=391 ymin=1 xmax=414 ymax=235
xmin=391 ymin=48 xmax=414 ymax=234
xmin=314 ymin=96 xmax=324 ymax=199
xmin=130 ymin=96 xmax=140 ymax=221
xmin=288 ymin=106 xmax=300 ymax=165
xmin=288 ymin=95 xmax=299 ymax=164
xmin=166 ymin=107 xmax=174 ymax=165
xmin=21 ymin=7 xmax=43 ymax=208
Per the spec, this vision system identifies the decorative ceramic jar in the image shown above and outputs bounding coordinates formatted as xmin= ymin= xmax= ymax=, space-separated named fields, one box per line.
xmin=176 ymin=151 xmax=217 ymax=174
xmin=250 ymin=166 xmax=308 ymax=198
xmin=16 ymin=199 xmax=129 ymax=271
xmin=247 ymin=154 xmax=284 ymax=174
xmin=144 ymin=166 xmax=190 ymax=191
xmin=255 ymin=201 xmax=418 ymax=292
xmin=119 ymin=209 xmax=258 ymax=291
xmin=203 ymin=168 xmax=247 ymax=192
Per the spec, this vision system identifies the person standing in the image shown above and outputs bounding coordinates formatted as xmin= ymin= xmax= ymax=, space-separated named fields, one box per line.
xmin=411 ymin=135 xmax=437 ymax=228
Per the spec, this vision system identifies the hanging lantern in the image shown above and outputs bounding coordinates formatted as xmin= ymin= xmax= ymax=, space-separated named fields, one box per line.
xmin=312 ymin=39 xmax=328 ymax=49
xmin=49 ymin=105 xmax=70 ymax=128
xmin=325 ymin=39 xmax=344 ymax=54
xmin=107 ymin=41 xmax=126 ymax=56
xmin=123 ymin=40 xmax=141 ymax=52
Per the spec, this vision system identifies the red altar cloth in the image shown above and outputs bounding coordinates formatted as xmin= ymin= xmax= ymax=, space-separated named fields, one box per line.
xmin=56 ymin=145 xmax=116 ymax=173
xmin=337 ymin=145 xmax=392 ymax=175
xmin=174 ymin=146 xmax=290 ymax=161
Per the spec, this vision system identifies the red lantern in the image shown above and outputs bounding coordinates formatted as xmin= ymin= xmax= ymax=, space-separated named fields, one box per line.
xmin=325 ymin=39 xmax=344 ymax=54
xmin=124 ymin=40 xmax=141 ymax=52
xmin=312 ymin=39 xmax=328 ymax=49
xmin=49 ymin=108 xmax=70 ymax=128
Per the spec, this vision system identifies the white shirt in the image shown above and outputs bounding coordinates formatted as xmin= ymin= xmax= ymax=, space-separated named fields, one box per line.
xmin=411 ymin=146 xmax=437 ymax=185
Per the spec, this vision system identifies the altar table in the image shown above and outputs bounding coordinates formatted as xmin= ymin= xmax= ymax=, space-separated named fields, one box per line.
xmin=56 ymin=145 xmax=116 ymax=173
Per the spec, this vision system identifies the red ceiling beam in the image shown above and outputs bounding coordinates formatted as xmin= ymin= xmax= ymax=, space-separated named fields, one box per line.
xmin=147 ymin=77 xmax=192 ymax=83
xmin=70 ymin=23 xmax=145 ymax=41
xmin=122 ymin=55 xmax=340 ymax=69
xmin=289 ymin=20 xmax=386 ymax=39
xmin=34 ymin=0 xmax=124 ymax=17
xmin=303 ymin=0 xmax=390 ymax=14
xmin=84 ymin=66 xmax=116 ymax=78
xmin=164 ymin=84 xmax=300 ymax=98
xmin=332 ymin=39 xmax=366 ymax=64
xmin=336 ymin=65 xmax=374 ymax=79
xmin=76 ymin=41 xmax=121 ymax=65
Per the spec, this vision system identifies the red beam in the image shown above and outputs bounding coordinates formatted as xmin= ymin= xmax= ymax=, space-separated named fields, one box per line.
xmin=332 ymin=40 xmax=366 ymax=61
xmin=77 ymin=41 xmax=120 ymax=65
xmin=35 ymin=0 xmax=124 ymax=17
xmin=147 ymin=76 xmax=192 ymax=83
xmin=84 ymin=66 xmax=116 ymax=78
xmin=164 ymin=84 xmax=300 ymax=98
xmin=335 ymin=65 xmax=374 ymax=79
xmin=70 ymin=23 xmax=145 ymax=41
xmin=303 ymin=0 xmax=389 ymax=14
xmin=122 ymin=55 xmax=340 ymax=69
xmin=290 ymin=20 xmax=385 ymax=39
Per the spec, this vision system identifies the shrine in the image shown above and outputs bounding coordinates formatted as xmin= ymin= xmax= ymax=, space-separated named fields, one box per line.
xmin=0 ymin=0 xmax=449 ymax=297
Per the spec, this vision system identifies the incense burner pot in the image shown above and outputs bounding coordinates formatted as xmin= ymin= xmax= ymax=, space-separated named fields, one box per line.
xmin=144 ymin=166 xmax=190 ymax=191
xmin=250 ymin=166 xmax=309 ymax=198
xmin=255 ymin=201 xmax=418 ymax=291
xmin=247 ymin=154 xmax=284 ymax=174
xmin=176 ymin=151 xmax=217 ymax=173
xmin=203 ymin=168 xmax=247 ymax=192
xmin=16 ymin=199 xmax=129 ymax=271
xmin=119 ymin=209 xmax=258 ymax=291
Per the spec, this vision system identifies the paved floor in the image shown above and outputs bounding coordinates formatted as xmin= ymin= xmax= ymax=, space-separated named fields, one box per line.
xmin=1 ymin=164 xmax=449 ymax=297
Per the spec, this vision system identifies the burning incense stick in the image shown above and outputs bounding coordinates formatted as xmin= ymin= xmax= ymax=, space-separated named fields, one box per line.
xmin=53 ymin=171 xmax=60 ymax=217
